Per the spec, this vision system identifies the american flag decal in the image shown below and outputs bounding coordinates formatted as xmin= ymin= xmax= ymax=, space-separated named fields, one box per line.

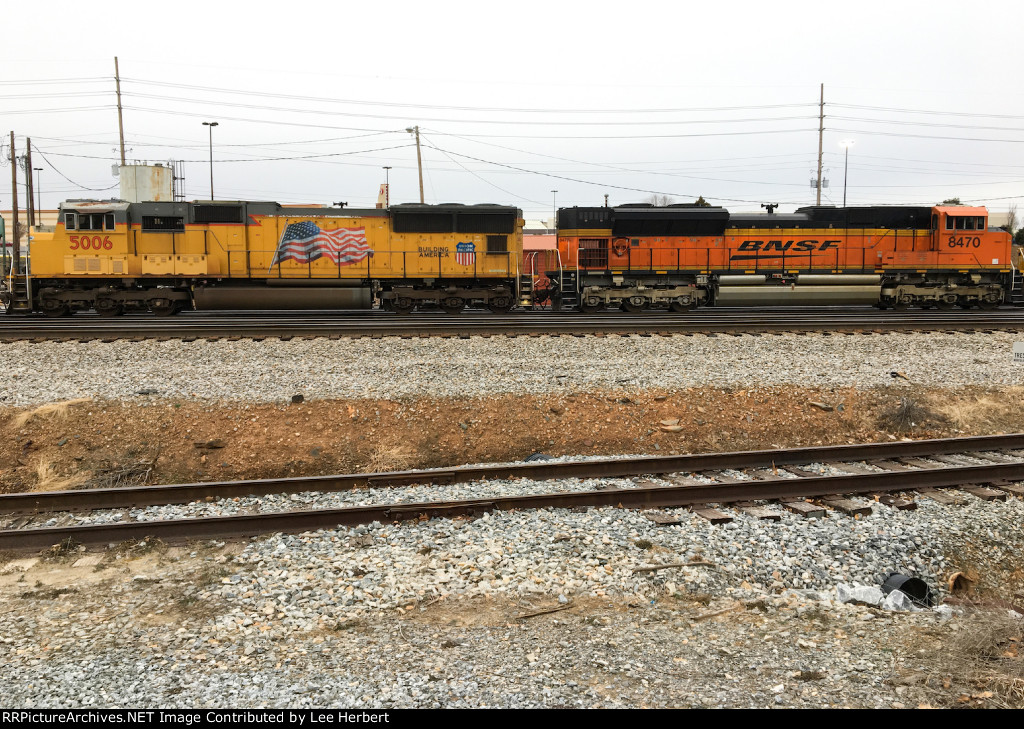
xmin=270 ymin=221 xmax=372 ymax=267
xmin=455 ymin=241 xmax=476 ymax=266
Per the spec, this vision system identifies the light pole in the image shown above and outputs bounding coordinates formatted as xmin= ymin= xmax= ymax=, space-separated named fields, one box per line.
xmin=202 ymin=121 xmax=219 ymax=200
xmin=33 ymin=168 xmax=42 ymax=218
xmin=839 ymin=139 xmax=854 ymax=208
xmin=383 ymin=166 xmax=391 ymax=207
xmin=551 ymin=190 xmax=558 ymax=230
xmin=405 ymin=126 xmax=424 ymax=203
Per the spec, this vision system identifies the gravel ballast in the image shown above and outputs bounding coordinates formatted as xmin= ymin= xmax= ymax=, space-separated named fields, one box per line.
xmin=1 ymin=330 xmax=1022 ymax=406
xmin=1 ymin=491 xmax=1022 ymax=708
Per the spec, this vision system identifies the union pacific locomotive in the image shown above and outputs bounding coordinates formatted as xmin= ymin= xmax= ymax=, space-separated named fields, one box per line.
xmin=2 ymin=200 xmax=522 ymax=316
xmin=0 ymin=197 xmax=1015 ymax=315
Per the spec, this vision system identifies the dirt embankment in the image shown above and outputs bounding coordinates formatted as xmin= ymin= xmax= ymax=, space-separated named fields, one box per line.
xmin=2 ymin=384 xmax=1022 ymax=492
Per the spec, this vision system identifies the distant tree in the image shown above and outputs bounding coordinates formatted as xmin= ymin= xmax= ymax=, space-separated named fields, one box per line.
xmin=645 ymin=194 xmax=674 ymax=206
xmin=693 ymin=195 xmax=711 ymax=207
xmin=1004 ymin=204 xmax=1019 ymax=234
xmin=940 ymin=198 xmax=963 ymax=205
xmin=1015 ymin=229 xmax=1024 ymax=247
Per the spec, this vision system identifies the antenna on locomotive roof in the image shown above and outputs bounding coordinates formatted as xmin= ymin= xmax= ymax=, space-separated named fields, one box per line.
xmin=761 ymin=203 xmax=779 ymax=214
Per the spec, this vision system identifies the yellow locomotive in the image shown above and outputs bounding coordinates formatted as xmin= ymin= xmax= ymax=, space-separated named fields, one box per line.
xmin=6 ymin=200 xmax=524 ymax=315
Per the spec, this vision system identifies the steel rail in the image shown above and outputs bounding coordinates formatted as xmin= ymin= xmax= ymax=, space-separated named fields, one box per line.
xmin=1 ymin=459 xmax=1021 ymax=552
xmin=2 ymin=433 xmax=1022 ymax=516
xmin=1 ymin=308 xmax=1022 ymax=340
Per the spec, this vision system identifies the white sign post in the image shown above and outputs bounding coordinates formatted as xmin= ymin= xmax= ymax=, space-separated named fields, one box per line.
xmin=1014 ymin=343 xmax=1024 ymax=362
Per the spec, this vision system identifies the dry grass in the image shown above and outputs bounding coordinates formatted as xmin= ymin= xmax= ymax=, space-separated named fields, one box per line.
xmin=913 ymin=607 xmax=1024 ymax=708
xmin=9 ymin=398 xmax=91 ymax=430
xmin=932 ymin=388 xmax=1024 ymax=432
xmin=34 ymin=460 xmax=88 ymax=492
xmin=365 ymin=443 xmax=414 ymax=472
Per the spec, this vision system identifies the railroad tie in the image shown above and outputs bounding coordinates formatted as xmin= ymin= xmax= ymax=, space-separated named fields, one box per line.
xmin=782 ymin=501 xmax=826 ymax=519
xmin=961 ymin=486 xmax=1008 ymax=502
xmin=989 ymin=481 xmax=1024 ymax=498
xmin=821 ymin=496 xmax=873 ymax=516
xmin=644 ymin=512 xmax=684 ymax=526
xmin=871 ymin=493 xmax=918 ymax=511
xmin=917 ymin=488 xmax=966 ymax=506
xmin=822 ymin=461 xmax=876 ymax=475
xmin=963 ymin=451 xmax=1019 ymax=464
xmin=867 ymin=459 xmax=913 ymax=471
xmin=734 ymin=503 xmax=782 ymax=521
xmin=691 ymin=506 xmax=733 ymax=524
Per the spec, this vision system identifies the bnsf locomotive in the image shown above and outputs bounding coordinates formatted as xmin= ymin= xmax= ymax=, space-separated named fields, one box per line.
xmin=553 ymin=203 xmax=1013 ymax=312
xmin=1 ymin=198 xmax=1014 ymax=315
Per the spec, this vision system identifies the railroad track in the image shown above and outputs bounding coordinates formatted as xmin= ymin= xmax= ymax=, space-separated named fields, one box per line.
xmin=2 ymin=434 xmax=1023 ymax=552
xmin=2 ymin=307 xmax=1024 ymax=341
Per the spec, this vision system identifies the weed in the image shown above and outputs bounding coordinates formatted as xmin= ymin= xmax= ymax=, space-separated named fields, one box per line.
xmin=633 ymin=539 xmax=654 ymax=551
xmin=33 ymin=460 xmax=88 ymax=492
xmin=103 ymin=537 xmax=167 ymax=562
xmin=40 ymin=538 xmax=83 ymax=562
xmin=19 ymin=586 xmax=78 ymax=600
xmin=878 ymin=397 xmax=941 ymax=433
xmin=366 ymin=443 xmax=414 ymax=472
xmin=911 ymin=607 xmax=1024 ymax=708
xmin=9 ymin=398 xmax=91 ymax=430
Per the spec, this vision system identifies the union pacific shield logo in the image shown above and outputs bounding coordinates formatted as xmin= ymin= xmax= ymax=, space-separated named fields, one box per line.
xmin=455 ymin=241 xmax=476 ymax=266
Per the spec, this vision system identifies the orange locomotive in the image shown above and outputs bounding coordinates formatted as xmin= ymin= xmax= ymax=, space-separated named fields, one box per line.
xmin=552 ymin=204 xmax=1013 ymax=312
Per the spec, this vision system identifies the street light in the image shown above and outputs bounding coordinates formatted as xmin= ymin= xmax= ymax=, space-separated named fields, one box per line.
xmin=839 ymin=139 xmax=855 ymax=208
xmin=202 ymin=121 xmax=219 ymax=200
xmin=33 ymin=168 xmax=42 ymax=222
xmin=382 ymin=166 xmax=391 ymax=208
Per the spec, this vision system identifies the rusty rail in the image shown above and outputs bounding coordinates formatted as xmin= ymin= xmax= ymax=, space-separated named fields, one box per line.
xmin=2 ymin=433 xmax=1024 ymax=515
xmin=0 ymin=459 xmax=1022 ymax=551
xmin=1 ymin=435 xmax=1023 ymax=551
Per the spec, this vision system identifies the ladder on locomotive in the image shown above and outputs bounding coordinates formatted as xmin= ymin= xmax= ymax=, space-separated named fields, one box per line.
xmin=3 ymin=273 xmax=32 ymax=314
xmin=556 ymin=251 xmax=578 ymax=310
xmin=1012 ymin=249 xmax=1024 ymax=306
xmin=1012 ymin=269 xmax=1024 ymax=306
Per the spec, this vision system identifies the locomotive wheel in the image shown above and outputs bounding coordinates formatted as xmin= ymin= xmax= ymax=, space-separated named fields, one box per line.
xmin=42 ymin=303 xmax=70 ymax=318
xmin=392 ymin=297 xmax=414 ymax=315
xmin=669 ymin=300 xmax=694 ymax=313
xmin=579 ymin=297 xmax=603 ymax=314
xmin=979 ymin=299 xmax=999 ymax=310
xmin=440 ymin=297 xmax=465 ymax=315
xmin=935 ymin=299 xmax=955 ymax=310
xmin=487 ymin=295 xmax=514 ymax=314
xmin=95 ymin=299 xmax=123 ymax=317
xmin=620 ymin=299 xmax=645 ymax=314
xmin=150 ymin=301 xmax=180 ymax=317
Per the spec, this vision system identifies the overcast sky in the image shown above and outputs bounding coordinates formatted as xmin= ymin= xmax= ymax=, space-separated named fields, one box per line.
xmin=3 ymin=0 xmax=1023 ymax=219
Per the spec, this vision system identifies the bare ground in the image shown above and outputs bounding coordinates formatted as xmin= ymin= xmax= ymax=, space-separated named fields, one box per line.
xmin=2 ymin=384 xmax=1023 ymax=493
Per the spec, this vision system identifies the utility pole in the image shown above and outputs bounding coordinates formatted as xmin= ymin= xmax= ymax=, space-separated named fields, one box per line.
xmin=24 ymin=139 xmax=34 ymax=228
xmin=406 ymin=126 xmax=424 ymax=203
xmin=9 ymin=131 xmax=19 ymax=274
xmin=115 ymin=57 xmax=126 ymax=166
xmin=34 ymin=168 xmax=42 ymax=216
xmin=816 ymin=83 xmax=824 ymax=206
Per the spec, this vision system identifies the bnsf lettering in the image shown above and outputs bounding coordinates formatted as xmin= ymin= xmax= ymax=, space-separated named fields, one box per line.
xmin=737 ymin=240 xmax=840 ymax=252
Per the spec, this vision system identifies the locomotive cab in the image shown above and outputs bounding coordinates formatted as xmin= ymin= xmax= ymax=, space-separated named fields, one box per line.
xmin=52 ymin=201 xmax=131 ymax=277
